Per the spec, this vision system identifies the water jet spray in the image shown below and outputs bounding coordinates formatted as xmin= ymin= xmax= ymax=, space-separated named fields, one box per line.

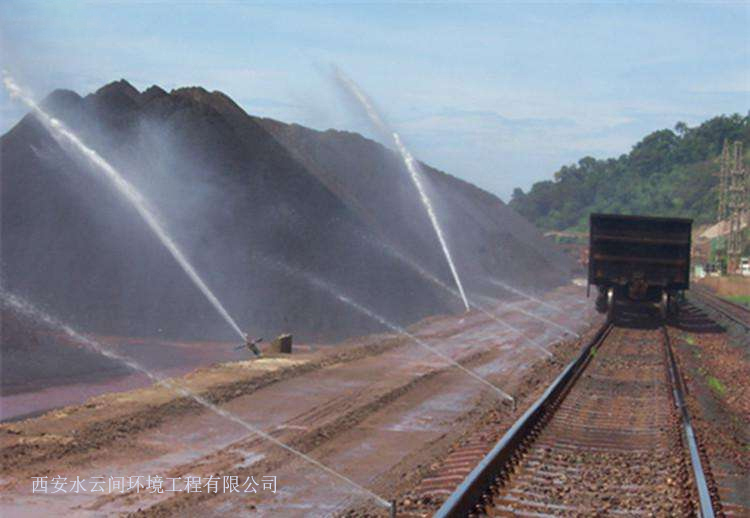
xmin=488 ymin=278 xmax=579 ymax=337
xmin=493 ymin=297 xmax=576 ymax=338
xmin=260 ymin=257 xmax=514 ymax=403
xmin=489 ymin=277 xmax=564 ymax=314
xmin=489 ymin=279 xmax=581 ymax=338
xmin=2 ymin=73 xmax=245 ymax=341
xmin=1 ymin=290 xmax=390 ymax=511
xmin=331 ymin=67 xmax=470 ymax=312
xmin=359 ymin=237 xmax=554 ymax=357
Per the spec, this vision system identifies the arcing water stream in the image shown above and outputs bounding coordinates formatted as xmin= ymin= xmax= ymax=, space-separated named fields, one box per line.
xmin=489 ymin=277 xmax=566 ymax=314
xmin=329 ymin=68 xmax=580 ymax=343
xmin=2 ymin=73 xmax=245 ymax=341
xmin=0 ymin=290 xmax=391 ymax=511
xmin=332 ymin=67 xmax=470 ymax=312
xmin=3 ymin=72 xmax=578 ymax=513
xmin=488 ymin=277 xmax=579 ymax=336
xmin=363 ymin=237 xmax=556 ymax=357
xmin=3 ymin=73 xmax=392 ymax=509
xmin=257 ymin=256 xmax=514 ymax=403
xmin=332 ymin=290 xmax=514 ymax=401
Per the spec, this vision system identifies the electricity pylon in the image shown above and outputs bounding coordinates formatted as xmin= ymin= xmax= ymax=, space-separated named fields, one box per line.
xmin=726 ymin=141 xmax=747 ymax=273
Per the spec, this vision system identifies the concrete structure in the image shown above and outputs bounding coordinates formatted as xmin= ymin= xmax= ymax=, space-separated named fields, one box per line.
xmin=269 ymin=334 xmax=293 ymax=354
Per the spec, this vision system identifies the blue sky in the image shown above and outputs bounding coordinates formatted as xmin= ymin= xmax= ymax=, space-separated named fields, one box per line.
xmin=1 ymin=1 xmax=748 ymax=200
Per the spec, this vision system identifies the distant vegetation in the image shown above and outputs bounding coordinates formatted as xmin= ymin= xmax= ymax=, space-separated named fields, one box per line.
xmin=510 ymin=113 xmax=750 ymax=231
xmin=726 ymin=294 xmax=750 ymax=308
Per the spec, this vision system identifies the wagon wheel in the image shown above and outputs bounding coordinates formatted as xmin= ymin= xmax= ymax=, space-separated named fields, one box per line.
xmin=668 ymin=292 xmax=681 ymax=318
xmin=660 ymin=291 xmax=669 ymax=320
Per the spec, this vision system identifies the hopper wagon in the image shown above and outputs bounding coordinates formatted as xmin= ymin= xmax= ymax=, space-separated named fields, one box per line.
xmin=588 ymin=213 xmax=692 ymax=318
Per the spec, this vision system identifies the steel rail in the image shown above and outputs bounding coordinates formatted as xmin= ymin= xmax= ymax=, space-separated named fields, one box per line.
xmin=434 ymin=319 xmax=717 ymax=518
xmin=662 ymin=325 xmax=716 ymax=518
xmin=433 ymin=321 xmax=613 ymax=518
xmin=691 ymin=288 xmax=749 ymax=330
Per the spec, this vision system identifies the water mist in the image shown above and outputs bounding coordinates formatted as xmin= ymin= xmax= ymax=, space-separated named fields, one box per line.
xmin=1 ymin=290 xmax=390 ymax=511
xmin=331 ymin=67 xmax=470 ymax=312
xmin=2 ymin=73 xmax=245 ymax=341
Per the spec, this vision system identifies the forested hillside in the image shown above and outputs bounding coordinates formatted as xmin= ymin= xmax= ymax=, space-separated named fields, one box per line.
xmin=510 ymin=113 xmax=750 ymax=231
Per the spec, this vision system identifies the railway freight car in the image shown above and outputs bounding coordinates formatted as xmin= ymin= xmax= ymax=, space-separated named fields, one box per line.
xmin=588 ymin=213 xmax=692 ymax=318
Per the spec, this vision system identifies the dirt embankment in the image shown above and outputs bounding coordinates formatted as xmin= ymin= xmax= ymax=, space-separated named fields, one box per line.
xmin=695 ymin=276 xmax=750 ymax=298
xmin=1 ymin=309 xmax=127 ymax=396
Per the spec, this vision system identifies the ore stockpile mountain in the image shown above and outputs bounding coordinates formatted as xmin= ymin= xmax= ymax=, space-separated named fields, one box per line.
xmin=1 ymin=80 xmax=573 ymax=348
xmin=0 ymin=308 xmax=127 ymax=395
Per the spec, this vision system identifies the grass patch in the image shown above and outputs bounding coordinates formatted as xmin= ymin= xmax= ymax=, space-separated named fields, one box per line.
xmin=724 ymin=295 xmax=750 ymax=308
xmin=706 ymin=376 xmax=727 ymax=397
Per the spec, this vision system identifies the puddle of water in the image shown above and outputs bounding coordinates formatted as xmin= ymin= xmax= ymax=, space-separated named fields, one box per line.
xmin=383 ymin=383 xmax=479 ymax=432
xmin=237 ymin=451 xmax=266 ymax=468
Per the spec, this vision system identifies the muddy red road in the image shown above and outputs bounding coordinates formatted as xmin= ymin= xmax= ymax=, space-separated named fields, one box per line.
xmin=0 ymin=286 xmax=595 ymax=517
xmin=1 ymin=336 xmax=328 ymax=422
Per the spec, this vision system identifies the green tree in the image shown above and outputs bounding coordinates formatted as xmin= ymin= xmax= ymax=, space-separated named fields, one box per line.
xmin=509 ymin=113 xmax=750 ymax=231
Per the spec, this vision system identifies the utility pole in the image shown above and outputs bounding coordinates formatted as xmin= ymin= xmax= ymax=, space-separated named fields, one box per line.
xmin=726 ymin=141 xmax=747 ymax=274
xmin=717 ymin=140 xmax=730 ymax=223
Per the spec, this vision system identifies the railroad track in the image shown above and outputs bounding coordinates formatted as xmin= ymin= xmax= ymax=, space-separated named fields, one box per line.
xmin=434 ymin=316 xmax=717 ymax=517
xmin=691 ymin=286 xmax=750 ymax=331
